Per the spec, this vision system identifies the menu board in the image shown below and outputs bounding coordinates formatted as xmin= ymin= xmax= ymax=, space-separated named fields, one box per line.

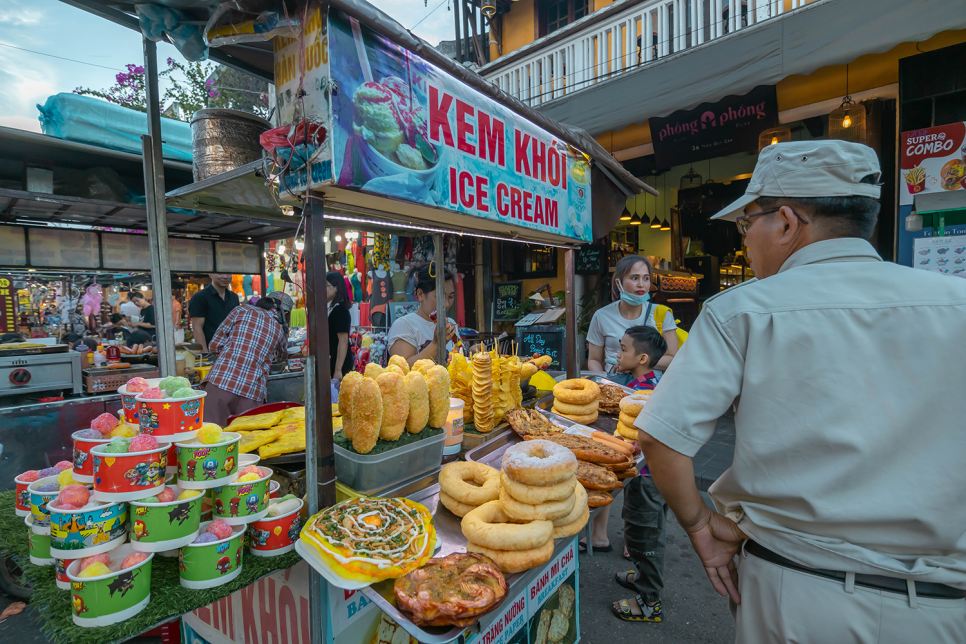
xmin=518 ymin=326 xmax=564 ymax=370
xmin=0 ymin=275 xmax=17 ymax=334
xmin=215 ymin=242 xmax=260 ymax=274
xmin=912 ymin=234 xmax=966 ymax=276
xmin=900 ymin=122 xmax=966 ymax=206
xmin=102 ymin=233 xmax=151 ymax=269
xmin=575 ymin=242 xmax=606 ymax=274
xmin=0 ymin=226 xmax=27 ymax=266
xmin=168 ymin=238 xmax=214 ymax=272
xmin=28 ymin=228 xmax=99 ymax=268
xmin=493 ymin=281 xmax=523 ymax=321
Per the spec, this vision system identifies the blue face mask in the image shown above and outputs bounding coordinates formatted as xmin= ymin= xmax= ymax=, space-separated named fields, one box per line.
xmin=619 ymin=283 xmax=650 ymax=306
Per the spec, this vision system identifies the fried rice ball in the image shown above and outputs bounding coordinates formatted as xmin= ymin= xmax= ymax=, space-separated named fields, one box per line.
xmin=376 ymin=372 xmax=409 ymax=441
xmin=350 ymin=378 xmax=383 ymax=454
xmin=339 ymin=371 xmax=364 ymax=440
xmin=364 ymin=362 xmax=383 ymax=379
xmin=388 ymin=354 xmax=410 ymax=374
xmin=404 ymin=370 xmax=430 ymax=434
xmin=425 ymin=364 xmax=451 ymax=429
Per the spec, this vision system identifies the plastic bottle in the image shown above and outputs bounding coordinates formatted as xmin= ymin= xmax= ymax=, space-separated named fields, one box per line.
xmin=106 ymin=341 xmax=120 ymax=365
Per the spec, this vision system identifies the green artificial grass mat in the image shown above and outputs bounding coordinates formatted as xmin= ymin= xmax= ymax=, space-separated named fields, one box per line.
xmin=0 ymin=490 xmax=300 ymax=644
xmin=333 ymin=426 xmax=444 ymax=455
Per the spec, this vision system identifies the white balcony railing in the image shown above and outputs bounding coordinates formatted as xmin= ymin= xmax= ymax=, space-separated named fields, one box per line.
xmin=482 ymin=0 xmax=809 ymax=107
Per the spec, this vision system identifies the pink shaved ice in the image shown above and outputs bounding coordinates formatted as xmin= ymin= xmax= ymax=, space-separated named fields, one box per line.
xmin=79 ymin=553 xmax=111 ymax=570
xmin=141 ymin=387 xmax=164 ymax=400
xmin=239 ymin=465 xmax=260 ymax=477
xmin=19 ymin=471 xmax=40 ymax=482
xmin=91 ymin=413 xmax=120 ymax=436
xmin=121 ymin=553 xmax=148 ymax=569
xmin=157 ymin=487 xmax=176 ymax=503
xmin=56 ymin=502 xmax=80 ymax=510
xmin=125 ymin=377 xmax=150 ymax=393
xmin=55 ymin=461 xmax=72 ymax=471
xmin=207 ymin=519 xmax=233 ymax=540
xmin=58 ymin=485 xmax=90 ymax=507
xmin=129 ymin=434 xmax=159 ymax=452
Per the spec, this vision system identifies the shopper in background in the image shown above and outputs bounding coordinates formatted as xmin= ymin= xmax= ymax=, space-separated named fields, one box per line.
xmin=387 ymin=263 xmax=457 ymax=367
xmin=119 ymin=292 xmax=140 ymax=321
xmin=129 ymin=292 xmax=156 ymax=338
xmin=188 ymin=274 xmax=238 ymax=352
xmin=171 ymin=293 xmax=183 ymax=328
xmin=326 ymin=271 xmax=352 ymax=382
xmin=203 ymin=297 xmax=286 ymax=426
xmin=638 ymin=141 xmax=966 ymax=643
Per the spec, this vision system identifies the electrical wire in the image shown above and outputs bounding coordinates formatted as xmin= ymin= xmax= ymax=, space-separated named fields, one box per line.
xmin=410 ymin=0 xmax=448 ymax=32
xmin=0 ymin=41 xmax=123 ymax=71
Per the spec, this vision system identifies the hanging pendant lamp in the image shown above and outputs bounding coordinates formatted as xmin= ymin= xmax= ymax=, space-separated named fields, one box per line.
xmin=829 ymin=64 xmax=866 ymax=143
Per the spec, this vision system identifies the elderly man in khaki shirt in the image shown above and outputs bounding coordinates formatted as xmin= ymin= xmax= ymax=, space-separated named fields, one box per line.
xmin=636 ymin=140 xmax=966 ymax=643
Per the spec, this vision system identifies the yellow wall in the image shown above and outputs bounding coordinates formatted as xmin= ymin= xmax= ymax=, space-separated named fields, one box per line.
xmin=595 ymin=28 xmax=966 ymax=154
xmin=502 ymin=0 xmax=537 ymax=56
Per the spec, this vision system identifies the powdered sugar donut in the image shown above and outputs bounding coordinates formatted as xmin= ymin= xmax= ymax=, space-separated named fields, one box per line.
xmin=501 ymin=439 xmax=577 ymax=486
xmin=619 ymin=392 xmax=651 ymax=417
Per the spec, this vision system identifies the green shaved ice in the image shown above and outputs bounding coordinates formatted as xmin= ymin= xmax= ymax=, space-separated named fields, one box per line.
xmin=159 ymin=376 xmax=191 ymax=395
xmin=171 ymin=387 xmax=196 ymax=398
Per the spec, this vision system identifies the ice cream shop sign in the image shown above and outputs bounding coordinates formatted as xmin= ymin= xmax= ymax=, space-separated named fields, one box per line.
xmin=326 ymin=9 xmax=593 ymax=242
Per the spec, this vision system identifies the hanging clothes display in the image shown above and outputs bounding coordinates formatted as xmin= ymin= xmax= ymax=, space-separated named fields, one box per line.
xmin=344 ymin=276 xmax=353 ymax=304
xmin=243 ymin=275 xmax=253 ymax=297
xmin=372 ymin=233 xmax=390 ymax=268
xmin=346 ymin=245 xmax=355 ymax=273
xmin=350 ymin=272 xmax=363 ymax=302
xmin=391 ymin=266 xmax=408 ymax=302
xmin=369 ymin=269 xmax=391 ymax=328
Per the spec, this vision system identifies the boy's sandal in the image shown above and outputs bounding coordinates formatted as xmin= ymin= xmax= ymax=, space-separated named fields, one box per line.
xmin=612 ymin=595 xmax=663 ymax=623
xmin=578 ymin=539 xmax=613 ymax=553
xmin=614 ymin=570 xmax=637 ymax=591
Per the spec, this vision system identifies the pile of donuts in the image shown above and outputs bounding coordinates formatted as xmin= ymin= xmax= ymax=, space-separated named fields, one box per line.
xmin=445 ymin=440 xmax=588 ymax=574
xmin=616 ymin=391 xmax=651 ymax=441
xmin=551 ymin=378 xmax=600 ymax=424
xmin=338 ymin=355 xmax=450 ymax=454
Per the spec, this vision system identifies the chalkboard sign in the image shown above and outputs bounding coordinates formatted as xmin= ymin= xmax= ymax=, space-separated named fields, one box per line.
xmin=493 ymin=281 xmax=523 ymax=321
xmin=576 ymin=243 xmax=606 ymax=274
xmin=518 ymin=325 xmax=565 ymax=371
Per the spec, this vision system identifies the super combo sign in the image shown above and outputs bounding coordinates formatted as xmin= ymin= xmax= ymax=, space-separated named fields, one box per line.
xmin=900 ymin=122 xmax=966 ymax=206
xmin=328 ymin=9 xmax=592 ymax=242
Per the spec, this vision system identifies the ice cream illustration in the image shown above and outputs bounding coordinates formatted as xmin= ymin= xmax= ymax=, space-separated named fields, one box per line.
xmin=352 ymin=77 xmax=437 ymax=171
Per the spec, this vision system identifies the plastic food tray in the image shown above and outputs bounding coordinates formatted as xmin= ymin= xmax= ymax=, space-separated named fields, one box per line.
xmin=334 ymin=432 xmax=445 ymax=495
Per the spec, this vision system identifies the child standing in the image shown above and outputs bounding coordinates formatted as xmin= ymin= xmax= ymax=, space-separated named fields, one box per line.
xmin=610 ymin=326 xmax=670 ymax=622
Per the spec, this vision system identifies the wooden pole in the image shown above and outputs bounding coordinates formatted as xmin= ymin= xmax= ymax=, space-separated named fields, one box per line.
xmin=565 ymin=248 xmax=577 ymax=378
xmin=434 ymin=233 xmax=447 ymax=365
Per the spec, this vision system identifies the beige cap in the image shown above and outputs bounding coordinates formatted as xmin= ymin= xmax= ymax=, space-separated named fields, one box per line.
xmin=711 ymin=140 xmax=882 ymax=221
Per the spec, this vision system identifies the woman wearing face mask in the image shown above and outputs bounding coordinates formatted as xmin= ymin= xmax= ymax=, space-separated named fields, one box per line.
xmin=387 ymin=263 xmax=458 ymax=367
xmin=580 ymin=255 xmax=679 ymax=553
xmin=587 ymin=255 xmax=678 ymax=374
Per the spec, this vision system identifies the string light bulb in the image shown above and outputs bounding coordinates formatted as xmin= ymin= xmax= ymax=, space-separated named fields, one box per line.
xmin=277 ymin=244 xmax=286 ymax=254
xmin=842 ymin=114 xmax=852 ymax=128
xmin=335 ymin=235 xmax=342 ymax=242
xmin=296 ymin=240 xmax=304 ymax=250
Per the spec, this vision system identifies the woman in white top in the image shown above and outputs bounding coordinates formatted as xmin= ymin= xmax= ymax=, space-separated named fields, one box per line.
xmin=581 ymin=255 xmax=679 ymax=553
xmin=387 ymin=263 xmax=458 ymax=367
xmin=587 ymin=255 xmax=678 ymax=373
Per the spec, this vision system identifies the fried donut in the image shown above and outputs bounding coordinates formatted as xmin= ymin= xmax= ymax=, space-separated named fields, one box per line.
xmin=552 ymin=506 xmax=589 ymax=539
xmin=388 ymin=354 xmax=410 ymax=374
xmin=502 ymin=439 xmax=578 ymax=486
xmin=404 ymin=371 xmax=430 ymax=433
xmin=501 ymin=472 xmax=576 ymax=504
xmin=350 ymin=377 xmax=382 ymax=454
xmin=616 ymin=421 xmax=638 ymax=441
xmin=364 ymin=362 xmax=383 ymax=379
xmin=377 ymin=372 xmax=409 ymax=441
xmin=551 ymin=407 xmax=599 ymax=425
xmin=619 ymin=393 xmax=650 ymax=416
xmin=551 ymin=399 xmax=599 ymax=416
xmin=553 ymin=379 xmax=600 ymax=405
xmin=440 ymin=462 xmax=501 ymax=506
xmin=499 ymin=488 xmax=575 ymax=522
xmin=618 ymin=411 xmax=639 ymax=427
xmin=338 ymin=371 xmax=364 ymax=440
xmin=425 ymin=365 xmax=451 ymax=428
xmin=466 ymin=538 xmax=555 ymax=574
xmin=552 ymin=484 xmax=587 ymax=527
xmin=462 ymin=500 xmax=553 ymax=550
xmin=412 ymin=359 xmax=436 ymax=375
xmin=439 ymin=490 xmax=476 ymax=517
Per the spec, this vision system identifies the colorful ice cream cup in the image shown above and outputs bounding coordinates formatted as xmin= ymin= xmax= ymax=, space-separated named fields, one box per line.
xmin=210 ymin=466 xmax=272 ymax=525
xmin=269 ymin=479 xmax=280 ymax=499
xmin=29 ymin=476 xmax=61 ymax=529
xmin=175 ymin=433 xmax=241 ymax=489
xmin=166 ymin=444 xmax=179 ymax=475
xmin=90 ymin=444 xmax=169 ymax=502
xmin=179 ymin=521 xmax=245 ymax=589
xmin=55 ymin=557 xmax=76 ymax=590
xmin=135 ymin=390 xmax=206 ymax=441
xmin=117 ymin=385 xmax=140 ymax=424
xmin=14 ymin=473 xmax=36 ymax=517
xmin=26 ymin=515 xmax=54 ymax=565
xmin=239 ymin=453 xmax=260 ymax=468
xmin=67 ymin=544 xmax=153 ymax=627
xmin=247 ymin=498 xmax=304 ymax=557
xmin=49 ymin=498 xmax=127 ymax=559
xmin=129 ymin=486 xmax=203 ymax=552
xmin=71 ymin=431 xmax=112 ymax=484
xmin=200 ymin=494 xmax=213 ymax=522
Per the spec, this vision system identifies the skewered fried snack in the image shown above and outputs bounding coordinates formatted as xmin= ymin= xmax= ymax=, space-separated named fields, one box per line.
xmin=472 ymin=352 xmax=494 ymax=433
xmin=425 ymin=365 xmax=451 ymax=428
xmin=349 ymin=377 xmax=382 ymax=454
xmin=393 ymin=553 xmax=507 ymax=627
xmin=539 ymin=434 xmax=628 ymax=464
xmin=338 ymin=371 xmax=364 ymax=440
xmin=364 ymin=362 xmax=383 ymax=379
xmin=412 ymin=359 xmax=436 ymax=375
xmin=377 ymin=372 xmax=409 ymax=441
xmin=388 ymin=354 xmax=410 ymax=374
xmin=404 ymin=371 xmax=430 ymax=433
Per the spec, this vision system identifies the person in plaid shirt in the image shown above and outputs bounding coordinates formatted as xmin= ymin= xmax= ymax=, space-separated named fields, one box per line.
xmin=203 ymin=297 xmax=286 ymax=426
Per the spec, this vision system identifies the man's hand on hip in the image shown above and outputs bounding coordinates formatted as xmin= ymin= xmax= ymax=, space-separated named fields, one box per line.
xmin=684 ymin=506 xmax=748 ymax=604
